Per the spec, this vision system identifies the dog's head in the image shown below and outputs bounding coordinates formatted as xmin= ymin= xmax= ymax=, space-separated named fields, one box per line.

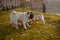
xmin=27 ymin=12 xmax=34 ymax=19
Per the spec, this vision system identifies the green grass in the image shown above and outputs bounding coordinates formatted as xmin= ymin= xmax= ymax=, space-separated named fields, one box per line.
xmin=0 ymin=8 xmax=60 ymax=40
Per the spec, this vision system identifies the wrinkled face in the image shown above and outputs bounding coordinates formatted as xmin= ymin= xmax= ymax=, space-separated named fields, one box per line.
xmin=27 ymin=12 xmax=34 ymax=19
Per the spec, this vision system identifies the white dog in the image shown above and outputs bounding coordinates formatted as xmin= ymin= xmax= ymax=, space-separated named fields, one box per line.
xmin=10 ymin=10 xmax=34 ymax=30
xmin=33 ymin=14 xmax=45 ymax=24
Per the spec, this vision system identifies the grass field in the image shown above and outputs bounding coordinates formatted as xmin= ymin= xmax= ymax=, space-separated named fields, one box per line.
xmin=0 ymin=8 xmax=60 ymax=40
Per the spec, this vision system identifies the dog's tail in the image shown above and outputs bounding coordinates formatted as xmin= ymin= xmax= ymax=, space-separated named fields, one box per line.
xmin=10 ymin=10 xmax=17 ymax=20
xmin=10 ymin=10 xmax=17 ymax=23
xmin=11 ymin=10 xmax=17 ymax=15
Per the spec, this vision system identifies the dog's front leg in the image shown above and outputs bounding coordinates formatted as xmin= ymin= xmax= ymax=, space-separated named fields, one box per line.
xmin=23 ymin=21 xmax=27 ymax=30
xmin=26 ymin=22 xmax=30 ymax=27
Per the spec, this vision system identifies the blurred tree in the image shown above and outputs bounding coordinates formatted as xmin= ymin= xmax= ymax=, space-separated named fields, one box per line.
xmin=0 ymin=0 xmax=2 ymax=10
xmin=42 ymin=3 xmax=46 ymax=13
xmin=20 ymin=0 xmax=25 ymax=7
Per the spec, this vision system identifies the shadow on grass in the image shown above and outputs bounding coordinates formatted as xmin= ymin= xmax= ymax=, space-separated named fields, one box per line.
xmin=0 ymin=24 xmax=26 ymax=40
xmin=55 ymin=20 xmax=60 ymax=37
xmin=47 ymin=19 xmax=60 ymax=39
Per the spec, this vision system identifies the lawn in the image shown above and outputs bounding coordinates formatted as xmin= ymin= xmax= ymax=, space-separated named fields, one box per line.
xmin=0 ymin=8 xmax=60 ymax=40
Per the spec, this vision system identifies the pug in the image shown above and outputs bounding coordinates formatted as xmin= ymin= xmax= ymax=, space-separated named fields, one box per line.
xmin=10 ymin=10 xmax=34 ymax=30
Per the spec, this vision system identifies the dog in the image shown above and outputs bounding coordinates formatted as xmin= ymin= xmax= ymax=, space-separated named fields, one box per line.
xmin=10 ymin=10 xmax=34 ymax=30
xmin=32 ymin=14 xmax=45 ymax=25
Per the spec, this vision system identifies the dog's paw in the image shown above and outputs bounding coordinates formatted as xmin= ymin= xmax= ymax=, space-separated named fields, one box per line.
xmin=24 ymin=26 xmax=27 ymax=30
xmin=24 ymin=28 xmax=27 ymax=30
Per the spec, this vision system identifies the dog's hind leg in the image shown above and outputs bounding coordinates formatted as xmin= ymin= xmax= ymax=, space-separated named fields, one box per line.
xmin=23 ymin=21 xmax=27 ymax=30
xmin=15 ymin=20 xmax=19 ymax=29
xmin=10 ymin=21 xmax=13 ymax=27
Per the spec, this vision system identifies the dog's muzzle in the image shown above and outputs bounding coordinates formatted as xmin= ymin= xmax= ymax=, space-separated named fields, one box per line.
xmin=27 ymin=12 xmax=34 ymax=19
xmin=30 ymin=12 xmax=34 ymax=19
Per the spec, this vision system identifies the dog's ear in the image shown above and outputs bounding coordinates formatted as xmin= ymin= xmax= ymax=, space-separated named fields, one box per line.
xmin=27 ymin=12 xmax=30 ymax=15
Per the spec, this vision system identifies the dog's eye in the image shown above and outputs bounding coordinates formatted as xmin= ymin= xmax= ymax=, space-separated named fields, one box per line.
xmin=27 ymin=12 xmax=29 ymax=15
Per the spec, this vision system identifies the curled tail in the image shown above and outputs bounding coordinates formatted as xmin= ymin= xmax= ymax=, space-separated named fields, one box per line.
xmin=11 ymin=10 xmax=17 ymax=15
